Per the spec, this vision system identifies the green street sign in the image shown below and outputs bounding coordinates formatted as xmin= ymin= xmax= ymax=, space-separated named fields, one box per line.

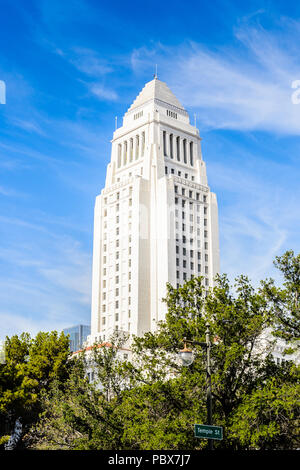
xmin=194 ymin=424 xmax=223 ymax=440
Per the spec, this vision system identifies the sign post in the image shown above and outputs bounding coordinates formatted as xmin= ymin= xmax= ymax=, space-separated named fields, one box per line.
xmin=194 ymin=424 xmax=223 ymax=441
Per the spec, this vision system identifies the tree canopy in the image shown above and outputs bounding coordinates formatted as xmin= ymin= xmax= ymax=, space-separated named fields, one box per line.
xmin=1 ymin=250 xmax=299 ymax=450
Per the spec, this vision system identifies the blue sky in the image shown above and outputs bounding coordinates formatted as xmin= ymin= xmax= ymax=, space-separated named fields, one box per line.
xmin=0 ymin=0 xmax=300 ymax=341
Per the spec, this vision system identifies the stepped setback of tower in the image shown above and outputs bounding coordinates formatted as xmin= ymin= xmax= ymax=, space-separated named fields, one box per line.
xmin=89 ymin=78 xmax=220 ymax=345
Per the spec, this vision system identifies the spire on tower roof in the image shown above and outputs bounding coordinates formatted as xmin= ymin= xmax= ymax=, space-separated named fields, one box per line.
xmin=128 ymin=78 xmax=185 ymax=112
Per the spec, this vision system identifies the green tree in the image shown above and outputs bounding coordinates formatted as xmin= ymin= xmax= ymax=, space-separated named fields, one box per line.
xmin=27 ymin=333 xmax=130 ymax=450
xmin=262 ymin=250 xmax=300 ymax=345
xmin=0 ymin=330 xmax=71 ymax=446
xmin=25 ymin=255 xmax=300 ymax=450
xmin=229 ymin=366 xmax=300 ymax=449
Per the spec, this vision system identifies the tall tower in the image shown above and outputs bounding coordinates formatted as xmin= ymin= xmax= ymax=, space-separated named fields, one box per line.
xmin=89 ymin=77 xmax=220 ymax=344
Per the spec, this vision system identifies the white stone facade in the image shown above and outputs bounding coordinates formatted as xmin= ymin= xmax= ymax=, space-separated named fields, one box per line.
xmin=89 ymin=78 xmax=220 ymax=345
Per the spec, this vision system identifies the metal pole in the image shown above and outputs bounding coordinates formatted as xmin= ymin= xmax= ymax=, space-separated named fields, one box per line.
xmin=206 ymin=323 xmax=213 ymax=450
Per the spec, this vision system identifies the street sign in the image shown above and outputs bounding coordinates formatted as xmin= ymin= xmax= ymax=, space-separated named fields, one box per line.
xmin=194 ymin=424 xmax=223 ymax=440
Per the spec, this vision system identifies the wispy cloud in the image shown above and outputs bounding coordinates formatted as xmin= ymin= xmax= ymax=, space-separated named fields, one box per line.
xmin=0 ymin=185 xmax=28 ymax=198
xmin=70 ymin=47 xmax=113 ymax=77
xmin=87 ymin=82 xmax=118 ymax=101
xmin=207 ymin=143 xmax=300 ymax=285
xmin=0 ymin=215 xmax=92 ymax=340
xmin=131 ymin=20 xmax=300 ymax=134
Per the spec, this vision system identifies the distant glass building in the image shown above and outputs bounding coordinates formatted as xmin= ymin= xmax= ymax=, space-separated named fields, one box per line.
xmin=63 ymin=325 xmax=91 ymax=352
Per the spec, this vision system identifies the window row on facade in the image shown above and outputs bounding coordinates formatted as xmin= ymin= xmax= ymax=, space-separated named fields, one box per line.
xmin=117 ymin=132 xmax=145 ymax=168
xmin=174 ymin=184 xmax=207 ymax=203
xmin=163 ymin=131 xmax=195 ymax=166
xmin=165 ymin=166 xmax=195 ymax=181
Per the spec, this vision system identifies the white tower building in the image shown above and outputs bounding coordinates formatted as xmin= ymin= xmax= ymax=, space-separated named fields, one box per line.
xmin=89 ymin=77 xmax=220 ymax=345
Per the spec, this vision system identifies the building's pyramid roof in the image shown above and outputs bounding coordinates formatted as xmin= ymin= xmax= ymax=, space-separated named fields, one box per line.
xmin=128 ymin=78 xmax=185 ymax=112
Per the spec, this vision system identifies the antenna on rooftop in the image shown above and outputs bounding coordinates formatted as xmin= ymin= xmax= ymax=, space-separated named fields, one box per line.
xmin=115 ymin=116 xmax=118 ymax=130
xmin=154 ymin=64 xmax=158 ymax=79
xmin=194 ymin=113 xmax=197 ymax=128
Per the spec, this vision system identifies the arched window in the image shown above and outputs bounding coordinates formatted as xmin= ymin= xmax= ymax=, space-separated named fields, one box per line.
xmin=176 ymin=136 xmax=180 ymax=161
xmin=124 ymin=141 xmax=128 ymax=165
xmin=141 ymin=131 xmax=145 ymax=156
xmin=118 ymin=144 xmax=122 ymax=168
xmin=135 ymin=135 xmax=139 ymax=160
xmin=183 ymin=139 xmax=187 ymax=164
xmin=163 ymin=131 xmax=167 ymax=156
xmin=190 ymin=142 xmax=194 ymax=166
xmin=170 ymin=134 xmax=173 ymax=159
xmin=130 ymin=138 xmax=134 ymax=162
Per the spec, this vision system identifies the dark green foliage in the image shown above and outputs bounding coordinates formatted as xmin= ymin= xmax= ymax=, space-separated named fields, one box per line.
xmin=261 ymin=250 xmax=300 ymax=345
xmin=0 ymin=330 xmax=71 ymax=445
xmin=2 ymin=251 xmax=300 ymax=450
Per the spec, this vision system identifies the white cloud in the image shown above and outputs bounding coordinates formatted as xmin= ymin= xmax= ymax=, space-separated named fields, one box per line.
xmin=131 ymin=22 xmax=300 ymax=135
xmin=88 ymin=83 xmax=118 ymax=101
xmin=208 ymin=153 xmax=300 ymax=285
xmin=0 ymin=215 xmax=92 ymax=341
xmin=70 ymin=47 xmax=113 ymax=77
